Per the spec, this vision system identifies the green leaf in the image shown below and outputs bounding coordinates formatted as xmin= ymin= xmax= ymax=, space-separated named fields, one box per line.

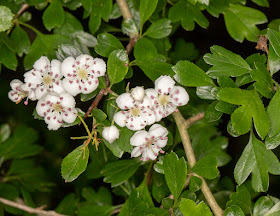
xmin=0 ymin=42 xmax=18 ymax=70
xmin=0 ymin=125 xmax=42 ymax=161
xmin=215 ymin=101 xmax=237 ymax=115
xmin=55 ymin=193 xmax=79 ymax=215
xmin=118 ymin=127 xmax=134 ymax=153
xmin=78 ymin=204 xmax=114 ymax=216
xmin=24 ymin=34 xmax=70 ymax=70
xmin=140 ymin=0 xmax=158 ymax=30
xmin=226 ymin=185 xmax=252 ymax=215
xmin=250 ymin=62 xmax=274 ymax=98
xmin=268 ymin=29 xmax=280 ymax=75
xmin=10 ymin=26 xmax=30 ymax=57
xmin=173 ymin=60 xmax=215 ymax=87
xmin=134 ymin=38 xmax=165 ymax=61
xmin=0 ymin=124 xmax=10 ymax=143
xmin=189 ymin=175 xmax=202 ymax=192
xmin=162 ymin=198 xmax=173 ymax=209
xmin=252 ymin=0 xmax=269 ymax=7
xmin=189 ymin=0 xmax=210 ymax=5
xmin=265 ymin=133 xmax=280 ymax=150
xmin=267 ymin=88 xmax=280 ymax=137
xmin=224 ymin=4 xmax=267 ymax=42
xmin=179 ymin=199 xmax=213 ymax=216
xmin=61 ymin=143 xmax=89 ymax=182
xmin=205 ymin=101 xmax=223 ymax=122
xmin=82 ymin=187 xmax=112 ymax=206
xmin=122 ymin=18 xmax=138 ymax=36
xmin=170 ymin=39 xmax=199 ymax=63
xmin=192 ymin=155 xmax=219 ymax=179
xmin=54 ymin=11 xmax=83 ymax=35
xmin=218 ymin=88 xmax=270 ymax=139
xmin=42 ymin=0 xmax=65 ymax=31
xmin=265 ymin=202 xmax=280 ymax=216
xmin=144 ymin=19 xmax=172 ymax=39
xmin=224 ymin=205 xmax=245 ymax=216
xmin=95 ymin=33 xmax=124 ymax=57
xmin=0 ymin=6 xmax=13 ymax=32
xmin=204 ymin=45 xmax=251 ymax=78
xmin=107 ymin=49 xmax=128 ymax=84
xmin=234 ymin=132 xmax=280 ymax=192
xmin=103 ymin=139 xmax=124 ymax=158
xmin=253 ymin=196 xmax=274 ymax=216
xmin=92 ymin=109 xmax=107 ymax=122
xmin=152 ymin=172 xmax=170 ymax=203
xmin=56 ymin=44 xmax=83 ymax=61
xmin=101 ymin=159 xmax=140 ymax=187
xmin=196 ymin=86 xmax=219 ymax=100
xmin=168 ymin=0 xmax=209 ymax=31
xmin=163 ymin=152 xmax=187 ymax=201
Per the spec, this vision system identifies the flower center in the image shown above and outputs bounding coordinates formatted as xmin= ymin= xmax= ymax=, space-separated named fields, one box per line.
xmin=42 ymin=74 xmax=52 ymax=86
xmin=130 ymin=107 xmax=140 ymax=116
xmin=52 ymin=103 xmax=62 ymax=112
xmin=77 ymin=68 xmax=88 ymax=80
xmin=158 ymin=95 xmax=169 ymax=106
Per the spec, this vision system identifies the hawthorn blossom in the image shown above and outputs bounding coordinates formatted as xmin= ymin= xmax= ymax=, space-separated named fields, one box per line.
xmin=113 ymin=88 xmax=156 ymax=131
xmin=102 ymin=125 xmax=119 ymax=143
xmin=8 ymin=79 xmax=36 ymax=105
xmin=24 ymin=56 xmax=64 ymax=100
xmin=36 ymin=92 xmax=77 ymax=130
xmin=61 ymin=54 xmax=106 ymax=96
xmin=146 ymin=76 xmax=189 ymax=121
xmin=130 ymin=124 xmax=168 ymax=161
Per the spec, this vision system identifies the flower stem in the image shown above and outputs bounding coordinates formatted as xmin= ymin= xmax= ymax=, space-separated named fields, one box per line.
xmin=18 ymin=21 xmax=42 ymax=35
xmin=172 ymin=111 xmax=224 ymax=216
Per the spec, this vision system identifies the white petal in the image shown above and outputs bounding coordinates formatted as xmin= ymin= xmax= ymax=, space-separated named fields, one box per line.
xmin=131 ymin=86 xmax=145 ymax=102
xmin=147 ymin=148 xmax=157 ymax=161
xmin=113 ymin=111 xmax=127 ymax=127
xmin=60 ymin=93 xmax=76 ymax=108
xmin=116 ymin=93 xmax=134 ymax=109
xmin=24 ymin=70 xmax=42 ymax=86
xmin=51 ymin=59 xmax=62 ymax=78
xmin=170 ymin=86 xmax=189 ymax=106
xmin=62 ymin=78 xmax=81 ymax=96
xmin=91 ymin=58 xmax=106 ymax=77
xmin=80 ymin=77 xmax=99 ymax=94
xmin=33 ymin=56 xmax=50 ymax=72
xmin=45 ymin=112 xmax=63 ymax=130
xmin=130 ymin=130 xmax=149 ymax=146
xmin=141 ymin=110 xmax=156 ymax=125
xmin=162 ymin=105 xmax=177 ymax=118
xmin=36 ymin=100 xmax=50 ymax=117
xmin=102 ymin=125 xmax=119 ymax=144
xmin=155 ymin=75 xmax=175 ymax=95
xmin=154 ymin=139 xmax=168 ymax=148
xmin=139 ymin=96 xmax=153 ymax=109
xmin=8 ymin=90 xmax=21 ymax=103
xmin=76 ymin=54 xmax=93 ymax=66
xmin=44 ymin=92 xmax=60 ymax=104
xmin=10 ymin=79 xmax=23 ymax=90
xmin=35 ymin=87 xmax=48 ymax=100
xmin=149 ymin=124 xmax=168 ymax=138
xmin=62 ymin=109 xmax=77 ymax=123
xmin=52 ymin=80 xmax=65 ymax=95
xmin=61 ymin=57 xmax=75 ymax=77
xmin=126 ymin=116 xmax=146 ymax=131
xmin=131 ymin=147 xmax=142 ymax=158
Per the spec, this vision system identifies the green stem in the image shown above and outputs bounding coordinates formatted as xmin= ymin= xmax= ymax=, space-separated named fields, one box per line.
xmin=18 ymin=21 xmax=42 ymax=35
xmin=119 ymin=184 xmax=130 ymax=196
xmin=144 ymin=161 xmax=153 ymax=183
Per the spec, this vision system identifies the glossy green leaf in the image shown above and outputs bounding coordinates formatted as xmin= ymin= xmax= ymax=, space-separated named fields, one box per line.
xmin=118 ymin=127 xmax=134 ymax=153
xmin=56 ymin=44 xmax=82 ymax=61
xmin=122 ymin=18 xmax=138 ymax=36
xmin=196 ymin=86 xmax=219 ymax=100
xmin=0 ymin=6 xmax=13 ymax=32
xmin=42 ymin=0 xmax=65 ymax=31
xmin=235 ymin=74 xmax=253 ymax=87
xmin=0 ymin=124 xmax=10 ymax=144
xmin=234 ymin=132 xmax=280 ymax=192
xmin=215 ymin=101 xmax=237 ymax=115
xmin=134 ymin=38 xmax=165 ymax=61
xmin=152 ymin=172 xmax=170 ymax=203
xmin=268 ymin=29 xmax=280 ymax=75
xmin=140 ymin=0 xmax=158 ymax=30
xmin=107 ymin=49 xmax=129 ymax=84
xmin=162 ymin=198 xmax=173 ymax=209
xmin=0 ymin=42 xmax=18 ymax=70
xmin=218 ymin=88 xmax=270 ymax=139
xmin=173 ymin=60 xmax=215 ymax=87
xmin=54 ymin=11 xmax=83 ymax=35
xmin=224 ymin=4 xmax=267 ymax=42
xmin=103 ymin=139 xmax=124 ymax=158
xmin=144 ymin=19 xmax=172 ymax=39
xmin=91 ymin=109 xmax=107 ymax=122
xmin=179 ymin=199 xmax=213 ymax=216
xmin=95 ymin=33 xmax=124 ymax=57
xmin=189 ymin=0 xmax=210 ymax=5
xmin=224 ymin=205 xmax=245 ymax=216
xmin=61 ymin=144 xmax=89 ymax=182
xmin=163 ymin=152 xmax=187 ymax=201
xmin=101 ymin=159 xmax=140 ymax=187
xmin=265 ymin=202 xmax=280 ymax=216
xmin=189 ymin=175 xmax=202 ymax=192
xmin=253 ymin=196 xmax=274 ymax=216
xmin=10 ymin=26 xmax=30 ymax=57
xmin=265 ymin=133 xmax=280 ymax=149
xmin=168 ymin=0 xmax=209 ymax=31
xmin=205 ymin=101 xmax=223 ymax=122
xmin=192 ymin=155 xmax=219 ymax=179
xmin=267 ymin=88 xmax=280 ymax=137
xmin=204 ymin=45 xmax=251 ymax=78
xmin=250 ymin=62 xmax=274 ymax=98
xmin=226 ymin=185 xmax=252 ymax=215
xmin=252 ymin=0 xmax=269 ymax=7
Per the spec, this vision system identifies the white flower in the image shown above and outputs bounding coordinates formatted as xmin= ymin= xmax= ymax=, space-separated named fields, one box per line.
xmin=24 ymin=56 xmax=64 ymax=100
xmin=8 ymin=79 xmax=36 ymax=105
xmin=131 ymin=86 xmax=145 ymax=102
xmin=36 ymin=92 xmax=78 ymax=130
xmin=102 ymin=125 xmax=120 ymax=143
xmin=61 ymin=54 xmax=106 ymax=96
xmin=146 ymin=76 xmax=189 ymax=121
xmin=130 ymin=124 xmax=168 ymax=161
xmin=113 ymin=90 xmax=156 ymax=131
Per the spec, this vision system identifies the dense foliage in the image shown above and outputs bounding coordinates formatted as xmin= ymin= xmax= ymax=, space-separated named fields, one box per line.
xmin=1 ymin=0 xmax=280 ymax=215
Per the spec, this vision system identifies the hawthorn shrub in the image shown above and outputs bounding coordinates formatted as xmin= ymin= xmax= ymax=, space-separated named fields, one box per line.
xmin=0 ymin=0 xmax=280 ymax=215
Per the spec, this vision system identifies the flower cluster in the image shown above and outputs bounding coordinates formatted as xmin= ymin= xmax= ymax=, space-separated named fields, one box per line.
xmin=8 ymin=55 xmax=106 ymax=130
xmin=112 ymin=75 xmax=189 ymax=161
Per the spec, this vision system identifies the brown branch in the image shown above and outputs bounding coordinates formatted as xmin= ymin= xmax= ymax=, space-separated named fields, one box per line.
xmin=172 ymin=111 xmax=223 ymax=216
xmin=0 ymin=197 xmax=67 ymax=216
xmin=15 ymin=3 xmax=29 ymax=20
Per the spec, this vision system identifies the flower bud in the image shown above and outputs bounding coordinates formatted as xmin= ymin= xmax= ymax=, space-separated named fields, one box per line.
xmin=131 ymin=86 xmax=145 ymax=101
xmin=102 ymin=125 xmax=120 ymax=144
